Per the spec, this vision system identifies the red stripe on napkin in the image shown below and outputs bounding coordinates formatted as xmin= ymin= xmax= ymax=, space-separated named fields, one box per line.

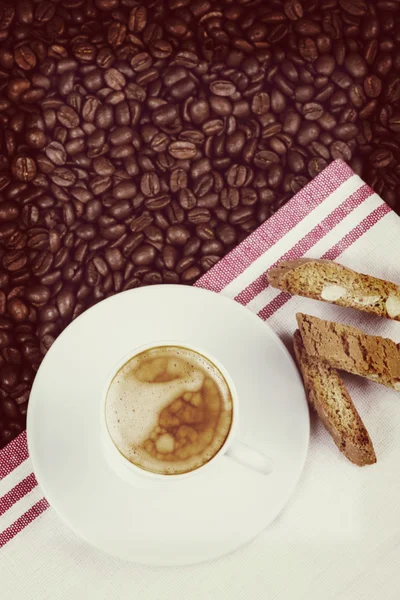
xmin=322 ymin=202 xmax=391 ymax=260
xmin=0 ymin=473 xmax=38 ymax=518
xmin=0 ymin=498 xmax=49 ymax=549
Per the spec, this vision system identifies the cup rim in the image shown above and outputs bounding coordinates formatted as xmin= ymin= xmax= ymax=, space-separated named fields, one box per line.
xmin=100 ymin=340 xmax=239 ymax=482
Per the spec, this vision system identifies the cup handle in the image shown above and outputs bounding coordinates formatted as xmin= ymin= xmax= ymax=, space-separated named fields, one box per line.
xmin=225 ymin=440 xmax=273 ymax=475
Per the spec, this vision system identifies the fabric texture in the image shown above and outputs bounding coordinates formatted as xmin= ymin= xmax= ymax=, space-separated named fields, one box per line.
xmin=1 ymin=159 xmax=399 ymax=600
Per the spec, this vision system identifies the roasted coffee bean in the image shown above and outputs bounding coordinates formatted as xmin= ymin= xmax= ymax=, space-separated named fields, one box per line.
xmin=308 ymin=158 xmax=328 ymax=177
xmin=200 ymin=255 xmax=220 ymax=271
xmin=131 ymin=245 xmax=156 ymax=266
xmin=180 ymin=266 xmax=201 ymax=284
xmin=175 ymin=256 xmax=195 ymax=276
xmin=331 ymin=141 xmax=352 ymax=161
xmin=104 ymin=248 xmax=124 ymax=271
xmin=7 ymin=298 xmax=29 ymax=322
xmin=3 ymin=250 xmax=27 ymax=272
xmin=166 ymin=225 xmax=191 ymax=246
xmin=141 ymin=173 xmax=160 ymax=197
xmin=226 ymin=164 xmax=249 ymax=187
xmin=39 ymin=334 xmax=55 ymax=355
xmin=388 ymin=117 xmax=400 ymax=134
xmin=168 ymin=141 xmax=196 ymax=160
xmin=344 ymin=53 xmax=368 ymax=78
xmin=0 ymin=202 xmax=20 ymax=222
xmin=109 ymin=127 xmax=133 ymax=146
xmin=283 ymin=112 xmax=302 ymax=135
xmin=339 ymin=0 xmax=367 ymax=16
xmin=57 ymin=106 xmax=79 ymax=129
xmin=209 ymin=96 xmax=233 ymax=117
xmin=251 ymin=92 xmax=270 ymax=115
xmin=210 ymin=81 xmax=236 ymax=97
xmin=142 ymin=271 xmax=162 ymax=285
xmin=315 ymin=56 xmax=335 ymax=77
xmin=56 ymin=289 xmax=74 ymax=319
xmin=50 ymin=168 xmax=76 ymax=187
xmin=364 ymin=75 xmax=382 ymax=98
xmin=302 ymin=103 xmax=324 ymax=121
xmin=167 ymin=201 xmax=185 ymax=225
xmin=187 ymin=208 xmax=210 ymax=225
xmin=178 ymin=189 xmax=197 ymax=210
xmin=25 ymin=285 xmax=51 ymax=306
xmin=162 ymin=246 xmax=178 ymax=270
xmin=188 ymin=99 xmax=209 ymax=125
xmin=183 ymin=237 xmax=201 ymax=257
xmin=297 ymin=123 xmax=320 ymax=145
xmin=268 ymin=165 xmax=284 ymax=189
xmin=201 ymin=240 xmax=224 ymax=256
xmin=145 ymin=195 xmax=171 ymax=211
xmin=0 ymin=365 xmax=19 ymax=392
xmin=121 ymin=233 xmax=143 ymax=258
xmin=202 ymin=119 xmax=224 ymax=137
xmin=221 ymin=188 xmax=240 ymax=210
xmin=309 ymin=142 xmax=330 ymax=161
xmin=95 ymin=105 xmax=114 ymax=130
xmin=32 ymin=252 xmax=53 ymax=277
xmin=129 ymin=213 xmax=153 ymax=234
xmin=284 ymin=0 xmax=303 ymax=20
xmin=25 ymin=128 xmax=47 ymax=149
xmin=254 ymin=151 xmax=280 ymax=170
xmin=287 ymin=150 xmax=305 ymax=173
xmin=262 ymin=124 xmax=283 ymax=140
xmin=229 ymin=207 xmax=254 ymax=225
xmin=14 ymin=45 xmax=37 ymax=71
xmin=298 ymin=38 xmax=318 ymax=62
xmin=104 ymin=68 xmax=126 ymax=91
xmin=11 ymin=157 xmax=37 ymax=182
xmin=369 ymin=150 xmax=394 ymax=169
xmin=113 ymin=181 xmax=137 ymax=200
xmin=39 ymin=305 xmax=60 ymax=323
xmin=332 ymin=124 xmax=359 ymax=141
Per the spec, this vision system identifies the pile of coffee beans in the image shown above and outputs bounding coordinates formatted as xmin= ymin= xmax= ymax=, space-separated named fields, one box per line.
xmin=0 ymin=0 xmax=400 ymax=448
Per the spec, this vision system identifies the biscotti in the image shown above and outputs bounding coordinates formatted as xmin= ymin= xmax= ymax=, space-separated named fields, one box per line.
xmin=297 ymin=313 xmax=400 ymax=390
xmin=268 ymin=259 xmax=400 ymax=321
xmin=293 ymin=330 xmax=376 ymax=466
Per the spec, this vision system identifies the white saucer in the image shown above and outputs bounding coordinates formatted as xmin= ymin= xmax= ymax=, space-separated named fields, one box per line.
xmin=27 ymin=285 xmax=309 ymax=566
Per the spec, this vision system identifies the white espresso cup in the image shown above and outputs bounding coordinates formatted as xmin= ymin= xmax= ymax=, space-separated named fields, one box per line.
xmin=101 ymin=342 xmax=273 ymax=483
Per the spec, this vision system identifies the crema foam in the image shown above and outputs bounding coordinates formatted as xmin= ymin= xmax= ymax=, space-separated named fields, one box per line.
xmin=105 ymin=346 xmax=233 ymax=475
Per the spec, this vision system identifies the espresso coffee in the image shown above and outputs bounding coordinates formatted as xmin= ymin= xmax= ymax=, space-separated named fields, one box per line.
xmin=105 ymin=346 xmax=233 ymax=475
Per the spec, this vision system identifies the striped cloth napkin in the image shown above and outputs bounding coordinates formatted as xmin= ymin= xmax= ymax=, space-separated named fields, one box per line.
xmin=2 ymin=159 xmax=400 ymax=600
